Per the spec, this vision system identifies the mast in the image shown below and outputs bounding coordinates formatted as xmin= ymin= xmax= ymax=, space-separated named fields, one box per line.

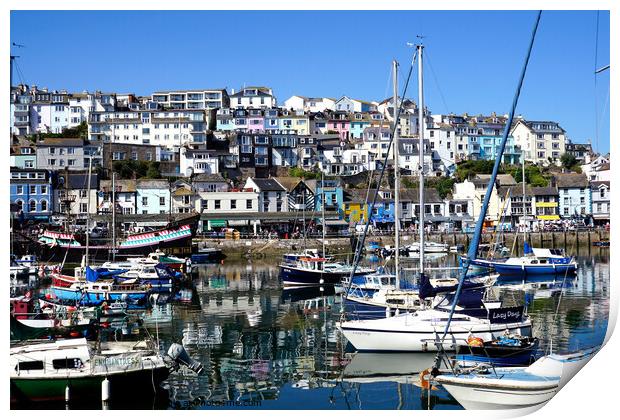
xmin=522 ymin=150 xmax=527 ymax=250
xmin=417 ymin=43 xmax=425 ymax=275
xmin=85 ymin=155 xmax=93 ymax=267
xmin=111 ymin=171 xmax=116 ymax=261
xmin=433 ymin=11 xmax=542 ymax=370
xmin=321 ymin=172 xmax=326 ymax=259
xmin=392 ymin=59 xmax=401 ymax=288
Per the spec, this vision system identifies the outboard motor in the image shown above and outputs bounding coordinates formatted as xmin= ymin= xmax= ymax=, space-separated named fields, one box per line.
xmin=167 ymin=343 xmax=204 ymax=374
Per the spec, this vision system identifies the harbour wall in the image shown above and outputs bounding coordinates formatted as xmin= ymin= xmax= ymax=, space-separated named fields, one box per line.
xmin=194 ymin=230 xmax=610 ymax=258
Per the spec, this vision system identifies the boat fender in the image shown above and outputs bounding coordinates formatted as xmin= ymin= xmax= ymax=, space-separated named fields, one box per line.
xmin=101 ymin=378 xmax=110 ymax=402
xmin=467 ymin=336 xmax=484 ymax=347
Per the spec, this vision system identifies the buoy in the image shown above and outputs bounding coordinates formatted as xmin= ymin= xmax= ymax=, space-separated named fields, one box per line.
xmin=385 ymin=307 xmax=391 ymax=318
xmin=65 ymin=384 xmax=71 ymax=402
xmin=101 ymin=377 xmax=110 ymax=402
xmin=467 ymin=336 xmax=484 ymax=347
xmin=69 ymin=331 xmax=80 ymax=338
xmin=319 ymin=279 xmax=324 ymax=284
xmin=319 ymin=286 xmax=324 ymax=292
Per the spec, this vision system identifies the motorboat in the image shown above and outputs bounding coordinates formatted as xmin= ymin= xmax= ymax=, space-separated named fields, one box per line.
xmin=435 ymin=347 xmax=598 ymax=411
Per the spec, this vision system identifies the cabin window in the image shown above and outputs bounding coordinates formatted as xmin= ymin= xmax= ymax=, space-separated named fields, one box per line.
xmin=17 ymin=361 xmax=44 ymax=371
xmin=52 ymin=358 xmax=84 ymax=370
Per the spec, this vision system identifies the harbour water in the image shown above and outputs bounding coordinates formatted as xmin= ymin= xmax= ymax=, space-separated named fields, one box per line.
xmin=12 ymin=249 xmax=609 ymax=410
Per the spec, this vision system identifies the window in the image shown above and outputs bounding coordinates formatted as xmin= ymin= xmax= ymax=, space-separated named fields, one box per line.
xmin=52 ymin=358 xmax=84 ymax=370
xmin=231 ymin=199 xmax=237 ymax=209
xmin=68 ymin=159 xmax=76 ymax=166
xmin=40 ymin=186 xmax=48 ymax=195
xmin=16 ymin=186 xmax=23 ymax=195
xmin=214 ymin=200 xmax=221 ymax=210
xmin=142 ymin=197 xmax=148 ymax=206
xmin=80 ymin=203 xmax=88 ymax=213
xmin=600 ymin=188 xmax=606 ymax=198
xmin=160 ymin=196 xmax=165 ymax=206
xmin=16 ymin=361 xmax=44 ymax=371
xmin=29 ymin=200 xmax=36 ymax=212
xmin=49 ymin=147 xmax=56 ymax=154
xmin=597 ymin=203 xmax=602 ymax=212
xmin=246 ymin=199 xmax=252 ymax=209
xmin=146 ymin=152 xmax=152 ymax=161
xmin=79 ymin=190 xmax=87 ymax=198
xmin=40 ymin=200 xmax=48 ymax=212
xmin=131 ymin=152 xmax=138 ymax=161
xmin=29 ymin=185 xmax=37 ymax=195
xmin=67 ymin=147 xmax=75 ymax=154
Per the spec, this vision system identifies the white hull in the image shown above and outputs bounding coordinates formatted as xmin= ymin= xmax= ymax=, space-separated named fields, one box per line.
xmin=440 ymin=382 xmax=557 ymax=410
xmin=340 ymin=310 xmax=531 ymax=352
xmin=436 ymin=347 xmax=598 ymax=410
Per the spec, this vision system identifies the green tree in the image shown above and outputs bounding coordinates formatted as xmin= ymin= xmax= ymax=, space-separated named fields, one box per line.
xmin=145 ymin=162 xmax=161 ymax=179
xmin=560 ymin=153 xmax=578 ymax=170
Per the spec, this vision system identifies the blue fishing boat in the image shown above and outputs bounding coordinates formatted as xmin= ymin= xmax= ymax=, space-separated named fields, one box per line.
xmin=48 ymin=280 xmax=150 ymax=307
xmin=454 ymin=334 xmax=539 ymax=367
xmin=469 ymin=244 xmax=577 ymax=276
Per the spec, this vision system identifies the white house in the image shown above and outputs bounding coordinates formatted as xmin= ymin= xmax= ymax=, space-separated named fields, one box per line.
xmin=229 ymin=86 xmax=276 ymax=109
xmin=179 ymin=146 xmax=220 ymax=177
xmin=243 ymin=178 xmax=287 ymax=212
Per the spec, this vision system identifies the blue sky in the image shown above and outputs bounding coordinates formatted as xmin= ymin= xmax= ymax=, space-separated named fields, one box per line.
xmin=10 ymin=10 xmax=610 ymax=153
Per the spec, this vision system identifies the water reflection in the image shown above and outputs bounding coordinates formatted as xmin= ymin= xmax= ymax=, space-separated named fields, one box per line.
xmin=14 ymin=249 xmax=608 ymax=409
xmin=159 ymin=251 xmax=608 ymax=409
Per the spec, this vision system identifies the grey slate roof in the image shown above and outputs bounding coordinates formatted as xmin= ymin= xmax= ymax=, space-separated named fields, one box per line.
xmin=554 ymin=173 xmax=589 ymax=188
xmin=192 ymin=173 xmax=227 ymax=183
xmin=66 ymin=173 xmax=99 ymax=190
xmin=251 ymin=178 xmax=286 ymax=192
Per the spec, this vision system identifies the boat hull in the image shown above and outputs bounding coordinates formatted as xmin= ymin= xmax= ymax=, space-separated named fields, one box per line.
xmin=11 ymin=367 xmax=169 ymax=402
xmin=190 ymin=250 xmax=225 ymax=264
xmin=470 ymin=259 xmax=577 ymax=276
xmin=340 ymin=317 xmax=532 ymax=352
xmin=279 ymin=265 xmax=374 ymax=286
xmin=439 ymin=380 xmax=558 ymax=410
xmin=49 ymin=285 xmax=150 ymax=307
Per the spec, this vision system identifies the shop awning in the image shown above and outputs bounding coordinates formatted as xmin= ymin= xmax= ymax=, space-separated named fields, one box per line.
xmin=537 ymin=215 xmax=560 ymax=221
xmin=208 ymin=219 xmax=227 ymax=228
xmin=324 ymin=219 xmax=349 ymax=226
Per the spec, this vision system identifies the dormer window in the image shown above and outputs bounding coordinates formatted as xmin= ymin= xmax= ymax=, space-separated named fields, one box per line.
xmin=244 ymin=89 xmax=258 ymax=96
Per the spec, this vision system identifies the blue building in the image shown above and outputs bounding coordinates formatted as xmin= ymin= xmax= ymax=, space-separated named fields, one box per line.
xmin=315 ymin=179 xmax=344 ymax=217
xmin=367 ymin=190 xmax=395 ymax=225
xmin=10 ymin=167 xmax=53 ymax=221
xmin=555 ymin=173 xmax=592 ymax=219
xmin=478 ymin=135 xmax=521 ymax=164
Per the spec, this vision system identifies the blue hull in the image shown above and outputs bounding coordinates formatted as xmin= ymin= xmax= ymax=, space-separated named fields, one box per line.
xmin=191 ymin=251 xmax=225 ymax=264
xmin=50 ymin=286 xmax=149 ymax=307
xmin=279 ymin=265 xmax=350 ymax=285
xmin=470 ymin=259 xmax=577 ymax=276
xmin=343 ymin=296 xmax=400 ymax=319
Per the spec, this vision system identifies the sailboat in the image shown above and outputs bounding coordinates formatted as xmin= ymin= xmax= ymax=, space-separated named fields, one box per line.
xmin=279 ymin=174 xmax=375 ymax=286
xmin=339 ymin=43 xmax=531 ymax=351
xmin=343 ymin=57 xmax=498 ymax=319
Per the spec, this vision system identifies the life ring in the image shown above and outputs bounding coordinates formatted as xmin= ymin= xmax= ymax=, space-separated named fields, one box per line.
xmin=419 ymin=368 xmax=433 ymax=390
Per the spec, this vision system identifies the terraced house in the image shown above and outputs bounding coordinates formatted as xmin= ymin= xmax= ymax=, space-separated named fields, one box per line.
xmin=10 ymin=167 xmax=53 ymax=221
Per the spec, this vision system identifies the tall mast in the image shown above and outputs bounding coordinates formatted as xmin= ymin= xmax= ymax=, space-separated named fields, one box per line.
xmin=522 ymin=150 xmax=527 ymax=249
xmin=85 ymin=155 xmax=93 ymax=267
xmin=392 ymin=60 xmax=400 ymax=288
xmin=417 ymin=43 xmax=425 ymax=275
xmin=321 ymin=172 xmax=326 ymax=259
xmin=111 ymin=171 xmax=116 ymax=261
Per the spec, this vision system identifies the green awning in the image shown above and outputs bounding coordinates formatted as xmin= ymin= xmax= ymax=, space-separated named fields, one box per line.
xmin=208 ymin=219 xmax=227 ymax=228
